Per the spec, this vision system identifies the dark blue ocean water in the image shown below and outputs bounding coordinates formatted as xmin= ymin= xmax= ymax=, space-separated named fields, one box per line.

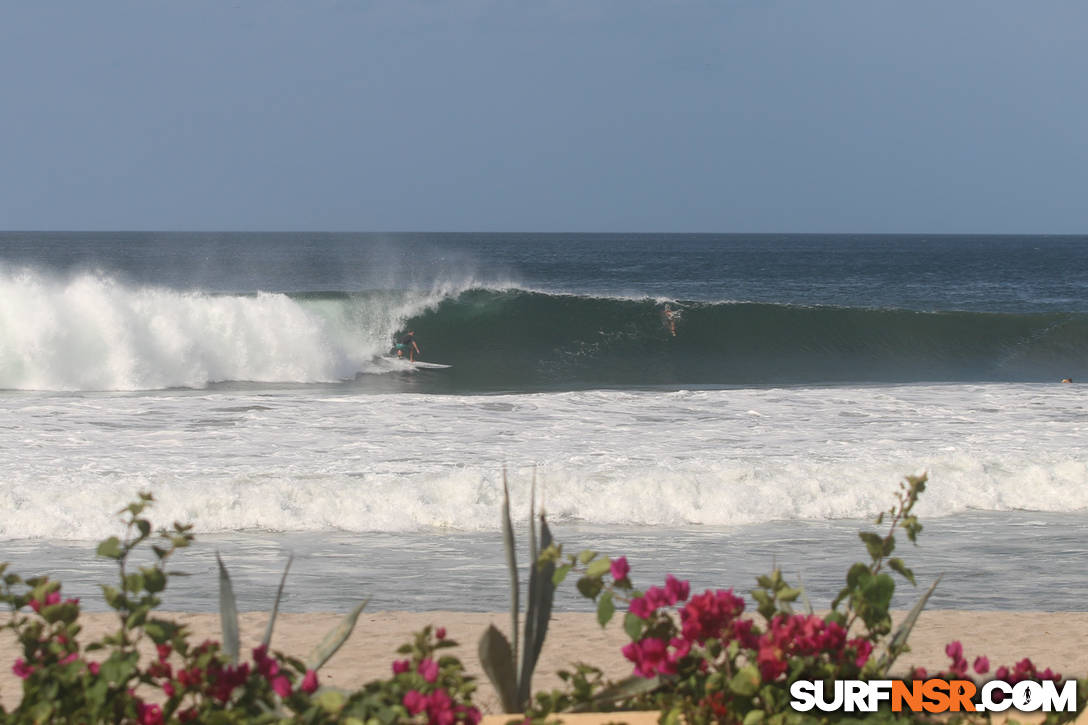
xmin=3 ymin=232 xmax=1088 ymax=311
xmin=2 ymin=233 xmax=1087 ymax=391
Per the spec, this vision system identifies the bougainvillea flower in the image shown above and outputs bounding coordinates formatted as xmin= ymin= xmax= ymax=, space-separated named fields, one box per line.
xmin=610 ymin=556 xmax=630 ymax=581
xmin=418 ymin=657 xmax=440 ymax=683
xmin=403 ymin=690 xmax=426 ymax=714
xmin=301 ymin=669 xmax=319 ymax=694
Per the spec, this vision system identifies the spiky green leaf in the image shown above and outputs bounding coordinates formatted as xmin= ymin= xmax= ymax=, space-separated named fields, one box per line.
xmin=262 ymin=554 xmax=293 ymax=648
xmin=877 ymin=575 xmax=941 ymax=676
xmin=306 ymin=598 xmax=369 ymax=671
xmin=478 ymin=624 xmax=518 ymax=713
xmin=216 ymin=552 xmax=240 ymax=664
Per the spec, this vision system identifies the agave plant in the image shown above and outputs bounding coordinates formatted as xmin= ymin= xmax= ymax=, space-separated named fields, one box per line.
xmin=478 ymin=471 xmax=556 ymax=713
xmin=216 ymin=552 xmax=368 ymax=671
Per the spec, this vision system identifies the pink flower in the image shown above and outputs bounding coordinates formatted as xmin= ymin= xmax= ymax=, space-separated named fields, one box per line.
xmin=403 ymin=690 xmax=427 ymax=714
xmin=426 ymin=688 xmax=456 ymax=725
xmin=271 ymin=675 xmax=291 ymax=697
xmin=418 ymin=657 xmax=439 ymax=683
xmin=757 ymin=640 xmax=787 ymax=681
xmin=60 ymin=653 xmax=79 ymax=665
xmin=668 ymin=637 xmax=691 ymax=663
xmin=301 ymin=669 xmax=319 ymax=694
xmin=157 ymin=644 xmax=172 ymax=662
xmin=137 ymin=703 xmax=163 ymax=725
xmin=628 ymin=595 xmax=655 ymax=619
xmin=622 ymin=637 xmax=677 ymax=677
xmin=944 ymin=641 xmax=963 ymax=660
xmin=610 ymin=557 xmax=630 ymax=581
xmin=392 ymin=659 xmax=410 ymax=674
xmin=664 ymin=575 xmax=690 ymax=604
xmin=436 ymin=626 xmax=447 ymax=640
xmin=162 ymin=682 xmax=176 ymax=697
xmin=12 ymin=659 xmax=33 ymax=679
xmin=974 ymin=656 xmax=990 ymax=675
xmin=679 ymin=589 xmax=745 ymax=644
xmin=88 ymin=661 xmax=101 ymax=675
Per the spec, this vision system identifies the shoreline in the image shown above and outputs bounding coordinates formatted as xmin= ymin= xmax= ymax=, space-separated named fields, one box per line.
xmin=3 ymin=610 xmax=1087 ymax=713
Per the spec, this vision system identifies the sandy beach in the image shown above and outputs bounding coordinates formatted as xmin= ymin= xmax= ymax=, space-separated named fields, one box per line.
xmin=2 ymin=609 xmax=1086 ymax=714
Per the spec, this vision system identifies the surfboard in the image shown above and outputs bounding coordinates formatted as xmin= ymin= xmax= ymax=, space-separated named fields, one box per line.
xmin=377 ymin=356 xmax=451 ymax=370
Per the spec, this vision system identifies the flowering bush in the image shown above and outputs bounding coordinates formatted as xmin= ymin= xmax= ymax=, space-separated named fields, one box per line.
xmin=527 ymin=474 xmax=1086 ymax=724
xmin=4 ymin=476 xmax=1086 ymax=724
xmin=0 ymin=494 xmax=480 ymax=725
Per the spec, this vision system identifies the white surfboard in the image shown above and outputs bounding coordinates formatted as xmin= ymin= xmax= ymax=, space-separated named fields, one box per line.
xmin=378 ymin=356 xmax=451 ymax=370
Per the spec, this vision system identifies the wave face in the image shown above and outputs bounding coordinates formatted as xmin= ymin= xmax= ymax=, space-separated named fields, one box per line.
xmin=2 ymin=270 xmax=1086 ymax=391
xmin=411 ymin=290 xmax=1088 ymax=387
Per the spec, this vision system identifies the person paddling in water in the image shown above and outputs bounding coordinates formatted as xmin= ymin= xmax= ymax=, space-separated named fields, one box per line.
xmin=395 ymin=331 xmax=421 ymax=362
xmin=663 ymin=304 xmax=677 ymax=336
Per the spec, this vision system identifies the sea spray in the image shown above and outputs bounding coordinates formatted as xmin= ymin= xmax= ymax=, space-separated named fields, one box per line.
xmin=0 ymin=268 xmax=468 ymax=390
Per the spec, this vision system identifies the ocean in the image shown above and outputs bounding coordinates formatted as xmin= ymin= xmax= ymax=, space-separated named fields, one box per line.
xmin=1 ymin=232 xmax=1087 ymax=612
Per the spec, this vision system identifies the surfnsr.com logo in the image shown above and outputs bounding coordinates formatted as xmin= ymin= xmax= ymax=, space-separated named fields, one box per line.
xmin=790 ymin=679 xmax=1078 ymax=714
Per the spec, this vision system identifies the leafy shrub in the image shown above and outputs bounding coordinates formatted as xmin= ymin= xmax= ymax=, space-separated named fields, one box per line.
xmin=0 ymin=494 xmax=480 ymax=725
xmin=525 ymin=474 xmax=1085 ymax=724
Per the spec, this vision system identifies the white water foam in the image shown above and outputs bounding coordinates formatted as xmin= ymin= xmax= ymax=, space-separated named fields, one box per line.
xmin=1 ymin=384 xmax=1085 ymax=539
xmin=0 ymin=268 xmax=470 ymax=390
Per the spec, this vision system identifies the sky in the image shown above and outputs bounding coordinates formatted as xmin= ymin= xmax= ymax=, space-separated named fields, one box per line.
xmin=2 ymin=1 xmax=1086 ymax=233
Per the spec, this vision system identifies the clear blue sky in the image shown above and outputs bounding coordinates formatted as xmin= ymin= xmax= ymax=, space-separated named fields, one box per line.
xmin=3 ymin=1 xmax=1086 ymax=233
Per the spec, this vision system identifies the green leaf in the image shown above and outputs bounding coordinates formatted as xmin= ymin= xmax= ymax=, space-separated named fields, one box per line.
xmin=729 ymin=664 xmax=761 ymax=696
xmin=597 ymin=591 xmax=615 ymax=627
xmin=577 ymin=549 xmax=597 ymax=565
xmin=100 ymin=585 xmax=125 ymax=610
xmin=744 ymin=710 xmax=766 ymax=725
xmin=888 ymin=557 xmax=916 ymax=586
xmin=576 ymin=576 xmax=602 ymax=600
xmin=478 ymin=624 xmax=518 ymax=713
xmin=142 ymin=568 xmax=166 ymax=594
xmin=585 ymin=558 xmax=611 ymax=579
xmin=97 ymin=537 xmax=123 ymax=560
xmin=519 ymin=512 xmax=556 ymax=708
xmin=262 ymin=554 xmax=293 ymax=648
xmin=858 ymin=531 xmax=885 ymax=561
xmin=500 ymin=471 xmax=519 ymax=680
xmin=778 ymin=586 xmax=802 ymax=603
xmin=863 ymin=572 xmax=895 ymax=610
xmin=552 ymin=563 xmax=573 ymax=586
xmin=123 ymin=572 xmax=144 ymax=593
xmin=306 ymin=598 xmax=369 ymax=671
xmin=624 ymin=612 xmax=643 ymax=640
xmin=216 ymin=552 xmax=240 ymax=665
xmin=877 ymin=574 xmax=941 ymax=676
xmin=796 ymin=574 xmax=815 ymax=616
xmin=567 ymin=675 xmax=662 ymax=712
xmin=845 ymin=562 xmax=870 ymax=588
xmin=315 ymin=689 xmax=345 ymax=713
